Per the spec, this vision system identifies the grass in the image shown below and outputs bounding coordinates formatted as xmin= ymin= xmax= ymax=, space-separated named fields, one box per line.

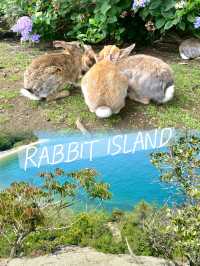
xmin=0 ymin=115 xmax=9 ymax=124
xmin=1 ymin=40 xmax=200 ymax=131
xmin=141 ymin=62 xmax=200 ymax=129
xmin=0 ymin=90 xmax=19 ymax=100
xmin=44 ymin=95 xmax=122 ymax=128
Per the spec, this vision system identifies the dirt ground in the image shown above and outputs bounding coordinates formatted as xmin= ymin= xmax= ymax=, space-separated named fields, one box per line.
xmin=1 ymin=39 xmax=200 ymax=134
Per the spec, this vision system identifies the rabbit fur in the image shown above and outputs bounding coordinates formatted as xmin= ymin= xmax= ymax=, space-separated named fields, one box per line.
xmin=98 ymin=44 xmax=174 ymax=105
xmin=81 ymin=54 xmax=131 ymax=118
xmin=22 ymin=41 xmax=97 ymax=100
xmin=97 ymin=44 xmax=174 ymax=105
xmin=179 ymin=38 xmax=200 ymax=60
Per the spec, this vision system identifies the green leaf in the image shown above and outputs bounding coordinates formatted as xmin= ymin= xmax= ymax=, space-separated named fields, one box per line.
xmin=155 ymin=18 xmax=166 ymax=29
xmin=100 ymin=2 xmax=111 ymax=15
xmin=149 ymin=0 xmax=162 ymax=10
xmin=164 ymin=0 xmax=176 ymax=11
xmin=187 ymin=14 xmax=195 ymax=23
xmin=178 ymin=21 xmax=186 ymax=31
xmin=164 ymin=20 xmax=174 ymax=30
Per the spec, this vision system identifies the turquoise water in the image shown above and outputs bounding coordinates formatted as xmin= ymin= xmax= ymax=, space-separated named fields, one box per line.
xmin=0 ymin=148 xmax=179 ymax=211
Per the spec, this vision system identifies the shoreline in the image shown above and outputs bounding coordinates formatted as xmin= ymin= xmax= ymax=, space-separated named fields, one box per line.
xmin=0 ymin=139 xmax=49 ymax=161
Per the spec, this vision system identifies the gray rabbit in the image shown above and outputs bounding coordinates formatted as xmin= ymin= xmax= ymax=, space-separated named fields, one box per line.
xmin=179 ymin=38 xmax=200 ymax=60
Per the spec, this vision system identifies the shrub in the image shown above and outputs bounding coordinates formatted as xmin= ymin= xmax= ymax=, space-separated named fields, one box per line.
xmin=138 ymin=0 xmax=200 ymax=38
xmin=0 ymin=168 xmax=111 ymax=257
xmin=1 ymin=0 xmax=200 ymax=44
xmin=149 ymin=133 xmax=200 ymax=265
xmin=65 ymin=212 xmax=125 ymax=253
xmin=121 ymin=202 xmax=154 ymax=256
xmin=21 ymin=211 xmax=126 ymax=256
xmin=0 ymin=132 xmax=37 ymax=151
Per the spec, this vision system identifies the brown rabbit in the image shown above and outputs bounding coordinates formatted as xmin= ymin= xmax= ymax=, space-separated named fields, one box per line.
xmin=179 ymin=38 xmax=200 ymax=60
xmin=98 ymin=44 xmax=135 ymax=62
xmin=81 ymin=47 xmax=135 ymax=118
xmin=21 ymin=41 xmax=97 ymax=100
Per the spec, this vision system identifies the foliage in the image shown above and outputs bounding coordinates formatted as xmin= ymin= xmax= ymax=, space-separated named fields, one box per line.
xmin=139 ymin=0 xmax=200 ymax=38
xmin=24 ymin=202 xmax=155 ymax=257
xmin=149 ymin=133 xmax=200 ymax=266
xmin=151 ymin=134 xmax=200 ymax=203
xmin=0 ymin=202 xmax=155 ymax=258
xmin=22 ymin=211 xmax=125 ymax=256
xmin=120 ymin=201 xmax=154 ymax=256
xmin=146 ymin=205 xmax=200 ymax=266
xmin=0 ymin=168 xmax=111 ymax=257
xmin=64 ymin=212 xmax=125 ymax=254
xmin=0 ymin=132 xmax=38 ymax=151
xmin=1 ymin=0 xmax=200 ymax=43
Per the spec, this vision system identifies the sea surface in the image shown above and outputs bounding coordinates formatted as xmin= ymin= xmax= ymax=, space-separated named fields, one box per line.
xmin=0 ymin=146 xmax=180 ymax=211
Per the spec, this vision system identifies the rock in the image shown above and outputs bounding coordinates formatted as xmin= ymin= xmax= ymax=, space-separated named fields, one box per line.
xmin=107 ymin=222 xmax=122 ymax=242
xmin=0 ymin=246 xmax=183 ymax=266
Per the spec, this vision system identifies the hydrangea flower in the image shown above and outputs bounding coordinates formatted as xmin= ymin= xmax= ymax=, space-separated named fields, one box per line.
xmin=194 ymin=17 xmax=200 ymax=29
xmin=31 ymin=34 xmax=40 ymax=43
xmin=132 ymin=0 xmax=150 ymax=9
xmin=175 ymin=1 xmax=186 ymax=9
xmin=11 ymin=16 xmax=32 ymax=34
xmin=11 ymin=16 xmax=40 ymax=43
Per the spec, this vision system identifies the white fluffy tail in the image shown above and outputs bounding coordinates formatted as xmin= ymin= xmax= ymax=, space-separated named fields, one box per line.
xmin=180 ymin=52 xmax=189 ymax=60
xmin=20 ymin=88 xmax=40 ymax=101
xmin=162 ymin=85 xmax=175 ymax=103
xmin=95 ymin=106 xmax=112 ymax=118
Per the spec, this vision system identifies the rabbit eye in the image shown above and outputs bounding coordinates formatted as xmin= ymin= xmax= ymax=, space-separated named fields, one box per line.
xmin=81 ymin=69 xmax=87 ymax=75
xmin=87 ymin=58 xmax=95 ymax=68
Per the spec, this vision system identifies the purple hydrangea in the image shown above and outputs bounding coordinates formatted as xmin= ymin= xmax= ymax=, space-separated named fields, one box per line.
xmin=30 ymin=34 xmax=40 ymax=43
xmin=11 ymin=16 xmax=32 ymax=34
xmin=11 ymin=16 xmax=40 ymax=43
xmin=132 ymin=0 xmax=150 ymax=9
xmin=194 ymin=17 xmax=200 ymax=29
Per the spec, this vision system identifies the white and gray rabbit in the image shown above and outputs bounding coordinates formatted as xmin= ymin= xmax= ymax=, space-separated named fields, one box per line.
xmin=179 ymin=38 xmax=200 ymax=60
xmin=118 ymin=54 xmax=174 ymax=104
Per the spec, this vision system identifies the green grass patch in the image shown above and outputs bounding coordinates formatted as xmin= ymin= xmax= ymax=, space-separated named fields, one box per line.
xmin=0 ymin=90 xmax=19 ymax=100
xmin=1 ymin=41 xmax=200 ymax=130
xmin=0 ymin=115 xmax=9 ymax=124
xmin=143 ymin=62 xmax=200 ymax=129
xmin=45 ymin=95 xmax=97 ymax=126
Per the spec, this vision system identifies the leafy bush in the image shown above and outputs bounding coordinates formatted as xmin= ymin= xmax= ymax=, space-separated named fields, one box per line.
xmin=149 ymin=133 xmax=200 ymax=265
xmin=0 ymin=168 xmax=111 ymax=257
xmin=1 ymin=0 xmax=200 ymax=44
xmin=0 ymin=132 xmax=37 ymax=151
xmin=121 ymin=202 xmax=154 ymax=256
xmin=139 ymin=0 xmax=200 ymax=38
xmin=19 ymin=211 xmax=126 ymax=256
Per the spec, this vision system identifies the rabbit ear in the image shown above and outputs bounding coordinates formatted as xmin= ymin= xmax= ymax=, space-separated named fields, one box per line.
xmin=53 ymin=41 xmax=69 ymax=49
xmin=119 ymin=44 xmax=135 ymax=59
xmin=104 ymin=44 xmax=134 ymax=62
xmin=53 ymin=40 xmax=81 ymax=49
xmin=82 ymin=45 xmax=98 ymax=73
xmin=68 ymin=41 xmax=82 ymax=48
xmin=83 ymin=45 xmax=98 ymax=63
xmin=83 ymin=44 xmax=92 ymax=51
